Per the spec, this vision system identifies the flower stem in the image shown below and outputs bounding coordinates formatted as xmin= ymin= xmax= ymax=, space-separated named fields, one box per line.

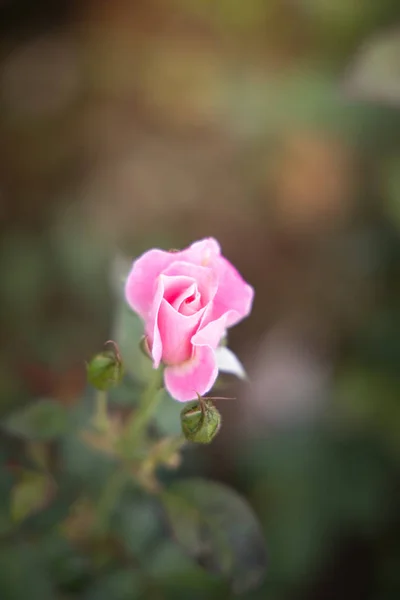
xmin=93 ymin=389 xmax=109 ymax=432
xmin=121 ymin=368 xmax=163 ymax=458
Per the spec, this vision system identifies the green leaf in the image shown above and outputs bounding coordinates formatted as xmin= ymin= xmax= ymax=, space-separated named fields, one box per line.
xmin=2 ymin=399 xmax=69 ymax=441
xmin=41 ymin=533 xmax=92 ymax=592
xmin=19 ymin=476 xmax=81 ymax=535
xmin=148 ymin=540 xmax=228 ymax=600
xmin=11 ymin=470 xmax=53 ymax=523
xmin=0 ymin=542 xmax=53 ymax=600
xmin=162 ymin=478 xmax=266 ymax=594
xmin=112 ymin=488 xmax=163 ymax=556
xmin=82 ymin=569 xmax=145 ymax=600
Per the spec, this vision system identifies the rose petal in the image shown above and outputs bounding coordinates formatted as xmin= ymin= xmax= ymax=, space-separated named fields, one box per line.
xmin=157 ymin=297 xmax=205 ymax=365
xmin=125 ymin=249 xmax=177 ymax=318
xmin=145 ymin=275 xmax=165 ymax=368
xmin=181 ymin=238 xmax=221 ymax=266
xmin=125 ymin=239 xmax=220 ymax=318
xmin=211 ymin=255 xmax=254 ymax=326
xmin=163 ymin=261 xmax=218 ymax=305
xmin=161 ymin=275 xmax=197 ymax=309
xmin=178 ymin=289 xmax=201 ymax=315
xmin=169 ymin=238 xmax=220 ymax=267
xmin=164 ymin=345 xmax=218 ymax=402
xmin=192 ymin=310 xmax=232 ymax=349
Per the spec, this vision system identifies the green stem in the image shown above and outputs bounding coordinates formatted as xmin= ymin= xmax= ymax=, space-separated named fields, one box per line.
xmin=121 ymin=368 xmax=163 ymax=457
xmin=93 ymin=390 xmax=109 ymax=432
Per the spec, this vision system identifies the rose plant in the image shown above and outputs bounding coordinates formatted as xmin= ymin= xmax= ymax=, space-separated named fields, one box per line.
xmin=1 ymin=238 xmax=266 ymax=598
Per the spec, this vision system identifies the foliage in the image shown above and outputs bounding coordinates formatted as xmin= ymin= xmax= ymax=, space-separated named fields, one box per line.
xmin=0 ymin=298 xmax=267 ymax=599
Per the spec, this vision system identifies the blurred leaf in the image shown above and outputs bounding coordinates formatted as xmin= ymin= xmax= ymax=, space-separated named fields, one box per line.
xmin=82 ymin=569 xmax=145 ymax=600
xmin=162 ymin=478 xmax=266 ymax=594
xmin=148 ymin=539 xmax=228 ymax=600
xmin=238 ymin=431 xmax=331 ymax=583
xmin=11 ymin=469 xmax=54 ymax=523
xmin=41 ymin=533 xmax=92 ymax=592
xmin=62 ymin=426 xmax=118 ymax=497
xmin=19 ymin=475 xmax=81 ymax=535
xmin=147 ymin=538 xmax=195 ymax=576
xmin=0 ymin=542 xmax=53 ymax=600
xmin=112 ymin=301 xmax=153 ymax=384
xmin=383 ymin=157 xmax=400 ymax=230
xmin=112 ymin=488 xmax=163 ymax=556
xmin=153 ymin=389 xmax=188 ymax=437
xmin=61 ymin=496 xmax=96 ymax=545
xmin=0 ymin=470 xmax=13 ymax=535
xmin=344 ymin=27 xmax=400 ymax=106
xmin=2 ymin=399 xmax=69 ymax=441
xmin=26 ymin=441 xmax=49 ymax=470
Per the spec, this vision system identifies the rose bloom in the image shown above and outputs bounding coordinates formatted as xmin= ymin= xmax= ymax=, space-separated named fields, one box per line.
xmin=125 ymin=238 xmax=254 ymax=401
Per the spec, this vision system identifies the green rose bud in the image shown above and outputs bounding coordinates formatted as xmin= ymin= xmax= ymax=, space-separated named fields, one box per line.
xmin=180 ymin=396 xmax=221 ymax=444
xmin=86 ymin=348 xmax=124 ymax=391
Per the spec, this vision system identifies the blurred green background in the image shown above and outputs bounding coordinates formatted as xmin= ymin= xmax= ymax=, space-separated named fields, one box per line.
xmin=1 ymin=0 xmax=400 ymax=598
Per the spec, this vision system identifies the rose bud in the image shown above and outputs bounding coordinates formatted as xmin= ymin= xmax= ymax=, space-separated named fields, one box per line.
xmin=181 ymin=396 xmax=221 ymax=444
xmin=86 ymin=349 xmax=124 ymax=391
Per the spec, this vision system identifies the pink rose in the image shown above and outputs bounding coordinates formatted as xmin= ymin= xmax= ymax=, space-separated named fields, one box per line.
xmin=125 ymin=238 xmax=254 ymax=401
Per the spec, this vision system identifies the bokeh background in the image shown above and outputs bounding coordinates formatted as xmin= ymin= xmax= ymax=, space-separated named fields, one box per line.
xmin=1 ymin=0 xmax=400 ymax=598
